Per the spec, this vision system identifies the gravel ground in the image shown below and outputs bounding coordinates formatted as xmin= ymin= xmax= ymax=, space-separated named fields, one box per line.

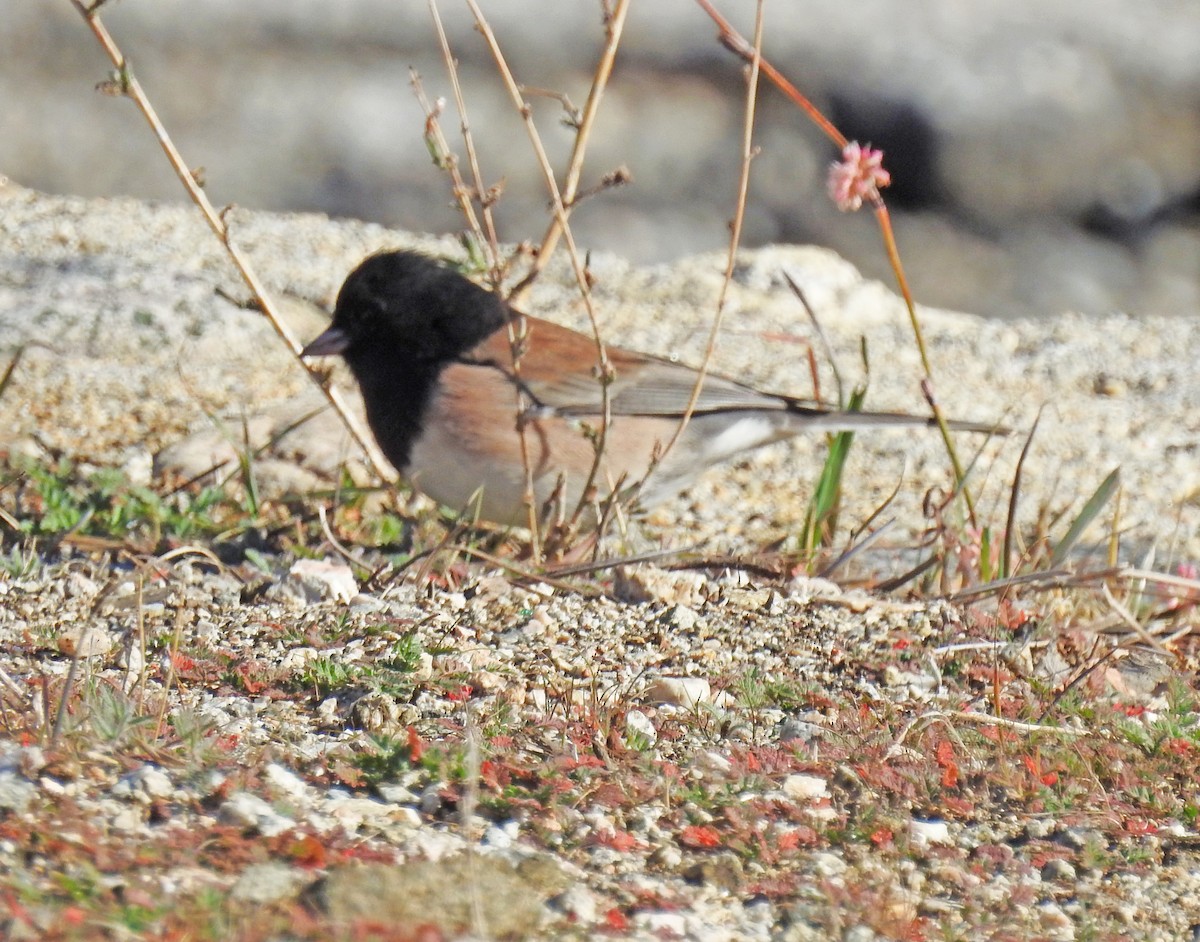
xmin=1 ymin=181 xmax=1199 ymax=940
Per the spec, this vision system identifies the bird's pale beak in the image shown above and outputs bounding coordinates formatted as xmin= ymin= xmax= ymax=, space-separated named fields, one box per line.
xmin=301 ymin=325 xmax=350 ymax=357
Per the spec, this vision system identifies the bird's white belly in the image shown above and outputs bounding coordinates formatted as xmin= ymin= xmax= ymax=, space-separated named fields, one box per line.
xmin=405 ymin=419 xmax=531 ymax=525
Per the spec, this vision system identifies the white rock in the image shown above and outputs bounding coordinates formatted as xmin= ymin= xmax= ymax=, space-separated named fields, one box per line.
xmin=811 ymin=851 xmax=847 ymax=877
xmin=635 ymin=912 xmax=687 ymax=935
xmin=376 ymin=783 xmax=419 ymax=804
xmin=692 ymin=751 xmax=733 ymax=775
xmin=219 ymin=792 xmax=294 ymax=837
xmin=287 ymin=559 xmax=357 ymax=603
xmin=552 ymin=884 xmax=598 ymax=923
xmin=908 ymin=819 xmax=952 ymax=848
xmin=782 ymin=774 xmax=828 ymax=801
xmin=646 ymin=676 xmax=711 ymax=707
xmin=666 ymin=604 xmax=700 ymax=630
xmin=625 ymin=709 xmax=657 ymax=746
xmin=110 ymin=807 xmax=145 ymax=832
xmin=0 ymin=771 xmax=36 ymax=813
xmin=229 ymin=862 xmax=307 ymax=904
xmin=265 ymin=763 xmax=310 ymax=801
xmin=137 ymin=765 xmax=174 ymax=799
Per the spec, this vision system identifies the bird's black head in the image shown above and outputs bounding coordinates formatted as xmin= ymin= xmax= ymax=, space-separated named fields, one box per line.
xmin=307 ymin=251 xmax=509 ymax=366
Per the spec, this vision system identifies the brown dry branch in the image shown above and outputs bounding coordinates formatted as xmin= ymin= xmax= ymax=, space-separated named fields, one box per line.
xmin=463 ymin=0 xmax=616 ymax=546
xmin=511 ymin=0 xmax=633 ymax=303
xmin=427 ymin=0 xmax=502 ymax=272
xmin=412 ymin=55 xmax=551 ymax=550
xmin=694 ymin=0 xmax=978 ymax=524
xmin=654 ymin=0 xmax=766 ymax=471
xmin=66 ymin=0 xmax=395 ymax=486
xmin=435 ymin=11 xmax=548 ymax=554
xmin=410 ymin=71 xmax=490 ymax=260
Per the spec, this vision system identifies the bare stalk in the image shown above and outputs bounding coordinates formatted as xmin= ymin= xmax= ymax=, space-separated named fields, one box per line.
xmin=67 ymin=1 xmax=395 ymax=484
xmin=410 ymin=70 xmax=489 ymax=256
xmin=512 ymin=0 xmax=632 ymax=301
xmin=657 ymin=0 xmax=765 ymax=467
xmin=426 ymin=1 xmax=545 ymax=553
xmin=694 ymin=0 xmax=977 ymax=522
xmin=463 ymin=0 xmax=614 ymax=532
xmin=427 ymin=0 xmax=502 ymax=271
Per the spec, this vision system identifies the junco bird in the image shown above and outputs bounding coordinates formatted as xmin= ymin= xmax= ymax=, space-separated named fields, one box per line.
xmin=302 ymin=250 xmax=996 ymax=526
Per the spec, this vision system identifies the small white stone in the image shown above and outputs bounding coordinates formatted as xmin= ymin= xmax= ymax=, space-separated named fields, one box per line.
xmin=376 ymin=783 xmax=419 ymax=804
xmin=782 ymin=773 xmax=828 ymax=801
xmin=220 ymin=792 xmax=293 ymax=837
xmin=229 ymin=861 xmax=307 ymax=904
xmin=811 ymin=851 xmax=847 ymax=877
xmin=625 ymin=709 xmax=657 ymax=746
xmin=692 ymin=751 xmax=733 ymax=775
xmin=392 ymin=806 xmax=422 ymax=827
xmin=552 ymin=884 xmax=598 ymax=923
xmin=287 ymin=559 xmax=357 ymax=603
xmin=137 ymin=765 xmax=174 ymax=799
xmin=908 ymin=819 xmax=952 ymax=848
xmin=646 ymin=676 xmax=711 ymax=707
xmin=110 ymin=807 xmax=145 ymax=832
xmin=635 ymin=912 xmax=687 ymax=935
xmin=265 ymin=763 xmax=309 ymax=801
xmin=666 ymin=605 xmax=700 ymax=630
xmin=483 ymin=824 xmax=514 ymax=849
xmin=0 ymin=772 xmax=37 ymax=813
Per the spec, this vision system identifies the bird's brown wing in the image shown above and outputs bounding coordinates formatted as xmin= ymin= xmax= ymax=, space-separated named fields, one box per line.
xmin=461 ymin=315 xmax=792 ymax=417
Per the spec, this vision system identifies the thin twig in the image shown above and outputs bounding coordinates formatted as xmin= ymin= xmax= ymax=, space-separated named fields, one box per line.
xmin=949 ymin=710 xmax=1086 ymax=736
xmin=513 ymin=0 xmax=632 ymax=300
xmin=463 ymin=0 xmax=614 ymax=532
xmin=890 ymin=709 xmax=1087 ymax=755
xmin=317 ymin=504 xmax=368 ymax=575
xmin=66 ymin=1 xmax=395 ymax=485
xmin=1102 ymin=582 xmax=1172 ymax=657
xmin=694 ymin=0 xmax=977 ymax=522
xmin=410 ymin=69 xmax=487 ymax=251
xmin=428 ymin=3 xmax=546 ymax=551
xmin=1002 ymin=405 xmax=1043 ymax=580
xmin=427 ymin=0 xmax=501 ymax=269
xmin=656 ymin=0 xmax=766 ymax=467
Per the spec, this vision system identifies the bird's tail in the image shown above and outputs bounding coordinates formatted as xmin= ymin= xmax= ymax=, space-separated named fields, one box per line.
xmin=785 ymin=404 xmax=1005 ymax=435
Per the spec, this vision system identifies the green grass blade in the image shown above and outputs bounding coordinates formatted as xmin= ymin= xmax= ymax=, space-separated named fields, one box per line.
xmin=801 ymin=383 xmax=866 ymax=553
xmin=1049 ymin=467 xmax=1121 ymax=568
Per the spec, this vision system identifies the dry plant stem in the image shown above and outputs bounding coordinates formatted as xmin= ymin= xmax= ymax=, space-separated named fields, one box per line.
xmin=462 ymin=705 xmax=487 ymax=938
xmin=427 ymin=3 xmax=543 ymax=551
xmin=952 ymin=565 xmax=1200 ymax=604
xmin=0 ymin=346 xmax=24 ymax=403
xmin=410 ymin=71 xmax=488 ymax=252
xmin=694 ymin=0 xmax=844 ymax=147
xmin=428 ymin=1 xmax=501 ymax=267
xmin=1116 ymin=567 xmax=1200 ymax=595
xmin=1101 ymin=581 xmax=1172 ymax=657
xmin=134 ymin=572 xmax=146 ymax=707
xmin=317 ymin=504 xmax=364 ymax=572
xmin=514 ymin=0 xmax=632 ymax=301
xmin=658 ymin=0 xmax=765 ymax=465
xmin=950 ymin=710 xmax=1085 ymax=736
xmin=695 ymin=0 xmax=976 ymax=520
xmin=68 ymin=1 xmax=395 ymax=485
xmin=0 ymin=506 xmax=19 ymax=531
xmin=465 ymin=0 xmax=613 ymax=530
xmin=154 ymin=601 xmax=186 ymax=739
xmin=889 ymin=710 xmax=1085 ymax=758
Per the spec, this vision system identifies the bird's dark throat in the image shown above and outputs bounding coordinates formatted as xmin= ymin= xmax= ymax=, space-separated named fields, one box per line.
xmin=343 ymin=344 xmax=444 ymax=471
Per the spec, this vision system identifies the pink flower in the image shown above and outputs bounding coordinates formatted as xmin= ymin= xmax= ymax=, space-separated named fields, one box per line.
xmin=827 ymin=141 xmax=891 ymax=211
